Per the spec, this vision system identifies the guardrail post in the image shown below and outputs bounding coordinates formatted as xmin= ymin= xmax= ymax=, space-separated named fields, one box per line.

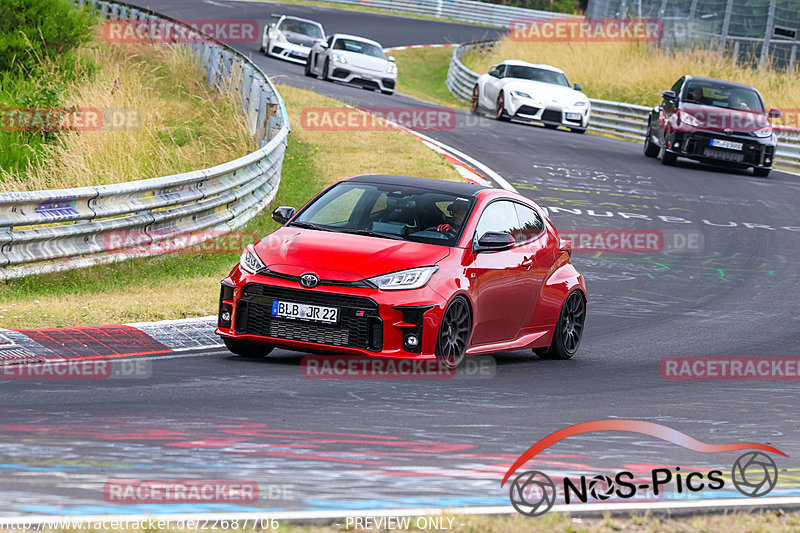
xmin=790 ymin=44 xmax=797 ymax=72
xmin=758 ymin=0 xmax=778 ymax=71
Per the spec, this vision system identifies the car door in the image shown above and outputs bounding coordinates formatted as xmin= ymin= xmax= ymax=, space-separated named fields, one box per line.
xmin=511 ymin=202 xmax=553 ymax=335
xmin=467 ymin=200 xmax=536 ymax=345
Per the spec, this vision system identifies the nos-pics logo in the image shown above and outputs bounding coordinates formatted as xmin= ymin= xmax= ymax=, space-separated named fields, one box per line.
xmin=501 ymin=420 xmax=785 ymax=517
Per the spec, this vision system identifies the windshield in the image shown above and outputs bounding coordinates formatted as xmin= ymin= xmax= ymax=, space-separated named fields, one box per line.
xmin=291 ymin=182 xmax=475 ymax=246
xmin=279 ymin=19 xmax=324 ymax=39
xmin=504 ymin=65 xmax=570 ymax=87
xmin=332 ymin=38 xmax=385 ymax=59
xmin=681 ymin=82 xmax=765 ymax=112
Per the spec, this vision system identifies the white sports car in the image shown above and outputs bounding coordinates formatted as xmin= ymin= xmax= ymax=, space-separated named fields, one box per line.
xmin=306 ymin=33 xmax=397 ymax=95
xmin=471 ymin=60 xmax=590 ymax=133
xmin=260 ymin=15 xmax=325 ymax=64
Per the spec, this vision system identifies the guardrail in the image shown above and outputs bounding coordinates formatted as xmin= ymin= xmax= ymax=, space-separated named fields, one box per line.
xmin=446 ymin=40 xmax=800 ymax=172
xmin=0 ymin=0 xmax=290 ymax=280
xmin=312 ymin=0 xmax=575 ymax=27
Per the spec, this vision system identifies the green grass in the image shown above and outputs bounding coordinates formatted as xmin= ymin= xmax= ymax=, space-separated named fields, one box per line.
xmin=393 ymin=47 xmax=465 ymax=108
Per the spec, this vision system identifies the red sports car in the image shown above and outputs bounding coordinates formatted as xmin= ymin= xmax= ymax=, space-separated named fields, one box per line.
xmin=216 ymin=175 xmax=586 ymax=367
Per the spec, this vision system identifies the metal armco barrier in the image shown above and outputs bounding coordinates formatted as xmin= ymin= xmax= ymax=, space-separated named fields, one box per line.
xmin=0 ymin=0 xmax=290 ymax=280
xmin=312 ymin=0 xmax=575 ymax=27
xmin=446 ymin=40 xmax=800 ymax=172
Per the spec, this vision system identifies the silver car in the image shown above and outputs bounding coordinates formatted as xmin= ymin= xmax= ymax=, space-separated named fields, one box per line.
xmin=306 ymin=33 xmax=397 ymax=95
xmin=260 ymin=15 xmax=325 ymax=64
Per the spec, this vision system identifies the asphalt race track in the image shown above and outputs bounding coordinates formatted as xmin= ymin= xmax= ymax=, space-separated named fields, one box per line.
xmin=1 ymin=0 xmax=798 ymax=517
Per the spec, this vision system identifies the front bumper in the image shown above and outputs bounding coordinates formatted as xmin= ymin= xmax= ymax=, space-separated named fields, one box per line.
xmin=328 ymin=63 xmax=396 ymax=92
xmin=663 ymin=131 xmax=776 ymax=168
xmin=216 ymin=267 xmax=446 ymax=358
xmin=267 ymin=41 xmax=310 ymax=64
xmin=506 ymin=96 xmax=589 ymax=129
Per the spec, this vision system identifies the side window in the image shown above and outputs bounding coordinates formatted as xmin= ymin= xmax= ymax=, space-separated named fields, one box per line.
xmin=326 ymin=36 xmax=334 ymax=47
xmin=513 ymin=203 xmax=544 ymax=243
xmin=671 ymin=77 xmax=684 ymax=94
xmin=496 ymin=64 xmax=506 ymax=77
xmin=474 ymin=201 xmax=519 ymax=242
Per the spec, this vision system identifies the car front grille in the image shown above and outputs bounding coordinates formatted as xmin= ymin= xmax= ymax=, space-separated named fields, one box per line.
xmin=236 ymin=284 xmax=382 ymax=351
xmin=541 ymin=109 xmax=563 ymax=123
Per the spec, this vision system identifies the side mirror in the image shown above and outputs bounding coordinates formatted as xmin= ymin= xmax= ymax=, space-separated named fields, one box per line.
xmin=320 ymin=42 xmax=329 ymax=49
xmin=388 ymin=56 xmax=396 ymax=62
xmin=769 ymin=108 xmax=783 ymax=118
xmin=573 ymin=83 xmax=583 ymax=91
xmin=272 ymin=206 xmax=296 ymax=225
xmin=474 ymin=231 xmax=514 ymax=252
xmin=488 ymin=69 xmax=501 ymax=78
xmin=662 ymin=90 xmax=677 ymax=101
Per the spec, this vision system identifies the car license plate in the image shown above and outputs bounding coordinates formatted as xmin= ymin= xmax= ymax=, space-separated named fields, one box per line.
xmin=566 ymin=112 xmax=582 ymax=121
xmin=272 ymin=300 xmax=338 ymax=323
xmin=710 ymin=139 xmax=742 ymax=151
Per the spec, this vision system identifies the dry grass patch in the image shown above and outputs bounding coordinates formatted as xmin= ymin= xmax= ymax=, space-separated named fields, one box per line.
xmin=0 ymin=26 xmax=252 ymax=192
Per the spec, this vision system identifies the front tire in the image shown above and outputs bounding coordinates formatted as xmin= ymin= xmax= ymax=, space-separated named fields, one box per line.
xmin=224 ymin=338 xmax=275 ymax=357
xmin=304 ymin=56 xmax=314 ymax=77
xmin=436 ymin=297 xmax=472 ymax=369
xmin=753 ymin=167 xmax=771 ymax=177
xmin=537 ymin=291 xmax=585 ymax=360
xmin=470 ymin=85 xmax=480 ymax=115
xmin=495 ymin=92 xmax=510 ymax=121
xmin=659 ymin=143 xmax=677 ymax=166
xmin=643 ymin=120 xmax=659 ymax=157
xmin=381 ymin=90 xmax=394 ymax=95
xmin=321 ymin=58 xmax=331 ymax=81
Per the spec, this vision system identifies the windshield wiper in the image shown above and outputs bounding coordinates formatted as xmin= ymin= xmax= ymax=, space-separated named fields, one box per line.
xmin=340 ymin=229 xmax=406 ymax=240
xmin=288 ymin=221 xmax=333 ymax=231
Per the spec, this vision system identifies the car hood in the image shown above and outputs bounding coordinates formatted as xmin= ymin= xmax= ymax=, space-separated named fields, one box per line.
xmin=254 ymin=227 xmax=450 ymax=281
xmin=340 ymin=51 xmax=387 ymax=72
xmin=678 ymin=103 xmax=770 ymax=133
xmin=500 ymin=79 xmax=586 ymax=105
xmin=283 ymin=31 xmax=321 ymax=47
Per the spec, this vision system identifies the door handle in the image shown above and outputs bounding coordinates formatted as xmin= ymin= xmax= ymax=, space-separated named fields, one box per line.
xmin=521 ymin=257 xmax=534 ymax=268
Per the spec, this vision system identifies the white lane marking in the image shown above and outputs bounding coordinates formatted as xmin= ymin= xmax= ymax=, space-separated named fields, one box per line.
xmin=203 ymin=0 xmax=233 ymax=7
xmin=4 ymin=497 xmax=800 ymax=525
xmin=406 ymin=127 xmax=517 ymax=192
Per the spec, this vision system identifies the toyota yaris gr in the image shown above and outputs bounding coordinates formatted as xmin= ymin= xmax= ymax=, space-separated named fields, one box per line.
xmin=216 ymin=175 xmax=586 ymax=367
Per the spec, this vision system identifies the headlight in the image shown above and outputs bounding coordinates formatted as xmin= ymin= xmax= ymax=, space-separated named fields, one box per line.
xmin=511 ymin=90 xmax=532 ymax=99
xmin=572 ymin=101 xmax=588 ymax=107
xmin=678 ymin=110 xmax=703 ymax=127
xmin=367 ymin=266 xmax=438 ymax=290
xmin=332 ymin=52 xmax=347 ymax=64
xmin=753 ymin=126 xmax=773 ymax=137
xmin=386 ymin=62 xmax=397 ymax=74
xmin=239 ymin=244 xmax=266 ymax=274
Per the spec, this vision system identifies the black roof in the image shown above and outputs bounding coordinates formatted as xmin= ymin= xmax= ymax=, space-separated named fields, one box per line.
xmin=345 ymin=174 xmax=490 ymax=197
xmin=683 ymin=76 xmax=760 ymax=92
